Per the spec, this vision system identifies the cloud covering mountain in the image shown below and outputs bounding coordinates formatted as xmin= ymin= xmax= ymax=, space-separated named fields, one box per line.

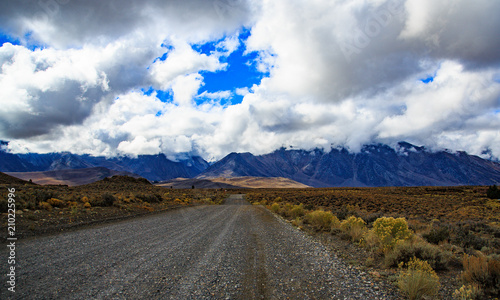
xmin=0 ymin=0 xmax=499 ymax=161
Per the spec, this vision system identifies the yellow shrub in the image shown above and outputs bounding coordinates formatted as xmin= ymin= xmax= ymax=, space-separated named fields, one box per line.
xmin=290 ymin=204 xmax=305 ymax=218
xmin=39 ymin=201 xmax=52 ymax=211
xmin=373 ymin=217 xmax=413 ymax=252
xmin=453 ymin=284 xmax=483 ymax=300
xmin=340 ymin=216 xmax=367 ymax=242
xmin=47 ymin=198 xmax=65 ymax=208
xmin=341 ymin=216 xmax=366 ymax=231
xmin=397 ymin=257 xmax=441 ymax=300
xmin=80 ymin=196 xmax=89 ymax=203
xmin=305 ymin=210 xmax=337 ymax=231
xmin=83 ymin=202 xmax=91 ymax=208
xmin=270 ymin=203 xmax=280 ymax=213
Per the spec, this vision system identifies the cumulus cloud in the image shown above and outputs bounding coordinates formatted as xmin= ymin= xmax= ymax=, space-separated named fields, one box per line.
xmin=1 ymin=0 xmax=499 ymax=161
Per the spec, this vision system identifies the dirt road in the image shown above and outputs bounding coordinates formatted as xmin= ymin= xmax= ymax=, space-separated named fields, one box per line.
xmin=1 ymin=195 xmax=395 ymax=299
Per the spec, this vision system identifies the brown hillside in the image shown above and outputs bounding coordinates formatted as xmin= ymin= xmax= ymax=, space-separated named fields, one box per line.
xmin=158 ymin=176 xmax=310 ymax=189
xmin=0 ymin=172 xmax=35 ymax=185
xmin=6 ymin=167 xmax=141 ymax=186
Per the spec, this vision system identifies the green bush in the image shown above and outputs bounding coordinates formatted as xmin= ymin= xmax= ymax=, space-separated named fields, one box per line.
xmin=397 ymin=257 xmax=441 ymax=300
xmin=372 ymin=217 xmax=412 ymax=252
xmin=385 ymin=239 xmax=450 ymax=271
xmin=423 ymin=226 xmax=450 ymax=245
xmin=452 ymin=228 xmax=488 ymax=250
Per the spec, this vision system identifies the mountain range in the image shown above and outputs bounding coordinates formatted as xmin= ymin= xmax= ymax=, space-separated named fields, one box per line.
xmin=0 ymin=143 xmax=207 ymax=182
xmin=197 ymin=142 xmax=500 ymax=187
xmin=2 ymin=141 xmax=500 ymax=187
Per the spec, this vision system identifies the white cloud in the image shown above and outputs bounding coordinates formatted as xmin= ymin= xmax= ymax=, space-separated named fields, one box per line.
xmin=197 ymin=90 xmax=232 ymax=101
xmin=117 ymin=136 xmax=161 ymax=157
xmin=0 ymin=0 xmax=499 ymax=162
xmin=150 ymin=41 xmax=224 ymax=90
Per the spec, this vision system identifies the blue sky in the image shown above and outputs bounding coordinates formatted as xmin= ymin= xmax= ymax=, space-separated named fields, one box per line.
xmin=0 ymin=0 xmax=499 ymax=160
xmin=146 ymin=29 xmax=266 ymax=106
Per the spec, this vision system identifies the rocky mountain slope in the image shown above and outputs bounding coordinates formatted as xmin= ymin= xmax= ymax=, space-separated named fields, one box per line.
xmin=198 ymin=142 xmax=500 ymax=187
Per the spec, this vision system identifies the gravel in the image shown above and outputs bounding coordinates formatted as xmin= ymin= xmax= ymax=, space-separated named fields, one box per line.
xmin=1 ymin=194 xmax=399 ymax=299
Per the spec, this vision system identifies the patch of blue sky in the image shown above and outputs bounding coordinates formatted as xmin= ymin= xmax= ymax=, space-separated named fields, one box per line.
xmin=0 ymin=30 xmax=48 ymax=51
xmin=145 ymin=29 xmax=267 ymax=106
xmin=420 ymin=76 xmax=434 ymax=84
xmin=0 ymin=31 xmax=20 ymax=46
xmin=195 ymin=29 xmax=268 ymax=105
xmin=141 ymin=87 xmax=173 ymax=104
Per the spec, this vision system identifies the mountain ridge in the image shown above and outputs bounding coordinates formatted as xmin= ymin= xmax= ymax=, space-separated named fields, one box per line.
xmin=2 ymin=141 xmax=500 ymax=187
xmin=198 ymin=142 xmax=500 ymax=187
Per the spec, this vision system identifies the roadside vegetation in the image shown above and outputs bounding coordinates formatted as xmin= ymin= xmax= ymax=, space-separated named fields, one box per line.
xmin=0 ymin=175 xmax=228 ymax=237
xmin=247 ymin=186 xmax=500 ymax=299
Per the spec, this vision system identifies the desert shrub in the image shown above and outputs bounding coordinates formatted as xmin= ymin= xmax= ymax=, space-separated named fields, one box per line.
xmin=461 ymin=254 xmax=500 ymax=296
xmin=17 ymin=195 xmax=37 ymax=210
xmin=453 ymin=284 xmax=483 ymax=300
xmin=452 ymin=228 xmax=488 ymax=250
xmin=270 ymin=203 xmax=280 ymax=213
xmin=135 ymin=193 xmax=162 ymax=203
xmin=336 ymin=207 xmax=350 ymax=221
xmin=360 ymin=230 xmax=381 ymax=253
xmin=33 ymin=189 xmax=57 ymax=203
xmin=47 ymin=198 xmax=65 ymax=208
xmin=289 ymin=204 xmax=305 ymax=218
xmin=372 ymin=217 xmax=413 ymax=252
xmin=291 ymin=217 xmax=302 ymax=228
xmin=423 ymin=226 xmax=450 ymax=245
xmin=487 ymin=185 xmax=500 ymax=199
xmin=91 ymin=193 xmax=115 ymax=207
xmin=340 ymin=216 xmax=367 ymax=242
xmin=39 ymin=201 xmax=52 ymax=211
xmin=281 ymin=203 xmax=294 ymax=216
xmin=362 ymin=212 xmax=384 ymax=225
xmin=305 ymin=210 xmax=337 ymax=231
xmin=304 ymin=203 xmax=314 ymax=210
xmin=385 ymin=239 xmax=450 ymax=271
xmin=397 ymin=257 xmax=441 ymax=300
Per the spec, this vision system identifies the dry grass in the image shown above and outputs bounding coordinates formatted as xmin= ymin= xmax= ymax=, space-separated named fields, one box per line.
xmin=397 ymin=257 xmax=441 ymax=300
xmin=461 ymin=254 xmax=500 ymax=296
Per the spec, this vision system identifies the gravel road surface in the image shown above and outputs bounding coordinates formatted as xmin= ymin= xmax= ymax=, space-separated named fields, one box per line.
xmin=1 ymin=194 xmax=396 ymax=299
